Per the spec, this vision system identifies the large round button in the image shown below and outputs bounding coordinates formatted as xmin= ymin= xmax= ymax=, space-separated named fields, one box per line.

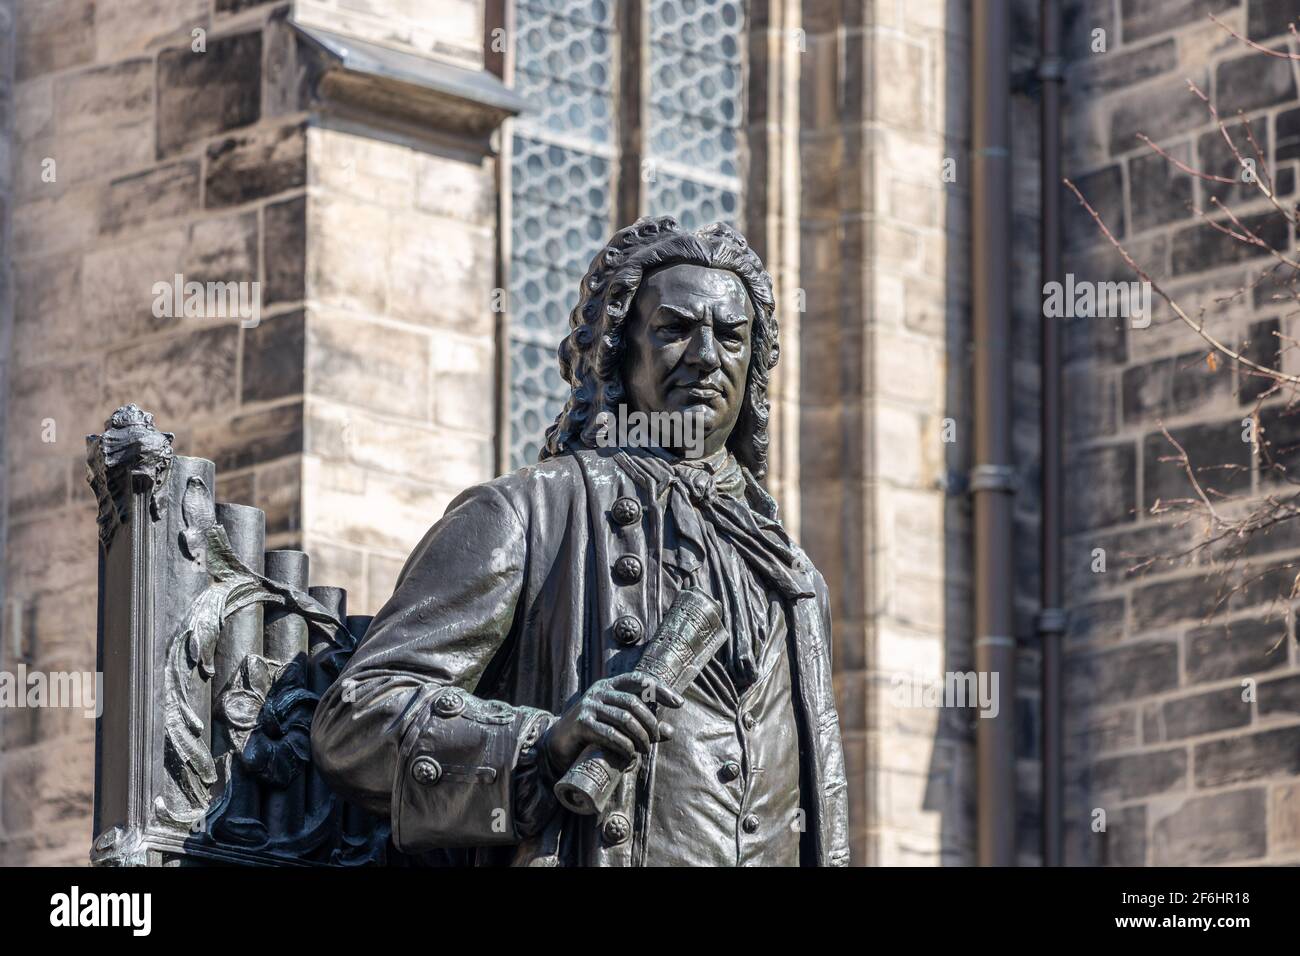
xmin=741 ymin=813 xmax=760 ymax=834
xmin=433 ymin=689 xmax=466 ymax=718
xmin=611 ymin=497 xmax=642 ymax=526
xmin=612 ymin=615 xmax=644 ymax=646
xmin=411 ymin=756 xmax=442 ymax=786
xmin=613 ymin=555 xmax=643 ymax=585
xmin=741 ymin=712 xmax=756 ymax=730
xmin=720 ymin=760 xmax=742 ymax=782
xmin=601 ymin=812 xmax=632 ymax=846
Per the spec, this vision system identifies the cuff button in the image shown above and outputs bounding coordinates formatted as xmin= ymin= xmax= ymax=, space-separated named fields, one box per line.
xmin=411 ymin=756 xmax=442 ymax=786
xmin=433 ymin=689 xmax=466 ymax=718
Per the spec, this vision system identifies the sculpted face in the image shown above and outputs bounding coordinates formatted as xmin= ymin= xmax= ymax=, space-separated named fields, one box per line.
xmin=621 ymin=263 xmax=754 ymax=459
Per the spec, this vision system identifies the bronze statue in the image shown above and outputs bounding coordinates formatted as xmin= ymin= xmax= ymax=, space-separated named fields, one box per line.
xmin=311 ymin=217 xmax=849 ymax=866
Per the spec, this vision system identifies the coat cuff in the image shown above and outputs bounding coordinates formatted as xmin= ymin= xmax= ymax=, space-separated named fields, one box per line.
xmin=391 ymin=685 xmax=554 ymax=852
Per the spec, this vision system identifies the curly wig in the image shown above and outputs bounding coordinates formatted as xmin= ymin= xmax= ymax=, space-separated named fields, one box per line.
xmin=539 ymin=216 xmax=780 ymax=477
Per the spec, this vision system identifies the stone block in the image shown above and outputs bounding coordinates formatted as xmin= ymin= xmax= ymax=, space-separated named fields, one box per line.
xmin=1151 ymin=787 xmax=1267 ymax=863
xmin=204 ymin=121 xmax=307 ymax=208
xmin=156 ymin=31 xmax=262 ymax=157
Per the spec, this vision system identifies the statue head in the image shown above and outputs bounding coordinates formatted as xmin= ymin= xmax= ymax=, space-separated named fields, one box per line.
xmin=541 ymin=216 xmax=779 ymax=477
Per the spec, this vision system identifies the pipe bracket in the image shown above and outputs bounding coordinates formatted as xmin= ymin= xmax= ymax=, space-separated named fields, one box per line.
xmin=1036 ymin=608 xmax=1068 ymax=635
xmin=969 ymin=464 xmax=1019 ymax=495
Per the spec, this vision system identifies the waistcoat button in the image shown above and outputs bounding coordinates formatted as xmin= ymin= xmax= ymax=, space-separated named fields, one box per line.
xmin=612 ymin=615 xmax=644 ymax=646
xmin=601 ymin=812 xmax=632 ymax=846
xmin=613 ymin=555 xmax=643 ymax=584
xmin=720 ymin=760 xmax=742 ymax=782
xmin=741 ymin=813 xmax=760 ymax=834
xmin=611 ymin=497 xmax=642 ymax=526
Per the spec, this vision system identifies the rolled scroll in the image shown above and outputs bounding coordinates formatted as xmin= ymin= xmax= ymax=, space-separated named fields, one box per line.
xmin=554 ymin=588 xmax=725 ymax=816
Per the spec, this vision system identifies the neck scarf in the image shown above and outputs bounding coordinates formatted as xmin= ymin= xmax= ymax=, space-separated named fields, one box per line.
xmin=616 ymin=448 xmax=815 ymax=686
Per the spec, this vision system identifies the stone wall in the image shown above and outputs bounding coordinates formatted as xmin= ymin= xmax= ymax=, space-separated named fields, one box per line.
xmin=1054 ymin=0 xmax=1300 ymax=865
xmin=0 ymin=0 xmax=501 ymax=865
xmin=797 ymin=0 xmax=976 ymax=865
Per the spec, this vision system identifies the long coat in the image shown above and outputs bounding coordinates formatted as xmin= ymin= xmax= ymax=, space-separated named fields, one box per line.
xmin=311 ymin=447 xmax=850 ymax=866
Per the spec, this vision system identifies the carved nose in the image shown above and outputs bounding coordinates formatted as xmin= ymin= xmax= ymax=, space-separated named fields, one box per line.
xmin=686 ymin=326 xmax=720 ymax=372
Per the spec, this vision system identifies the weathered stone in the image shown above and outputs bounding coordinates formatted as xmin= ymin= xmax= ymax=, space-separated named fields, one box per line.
xmin=302 ymin=456 xmax=452 ymax=557
xmin=13 ymin=252 xmax=84 ymax=363
xmin=52 ymin=57 xmax=152 ymax=136
xmin=1065 ymin=639 xmax=1179 ymax=708
xmin=12 ymin=182 xmax=101 ymax=257
xmin=1121 ymin=349 xmax=1230 ymax=424
xmin=100 ymin=160 xmax=200 ymax=237
xmin=1170 ymin=210 xmax=1289 ymax=274
xmin=204 ymin=122 xmax=306 ymax=208
xmin=312 ymin=126 xmax=414 ymax=208
xmin=1258 ymin=403 xmax=1300 ymax=487
xmin=1194 ymin=725 xmax=1300 ymax=786
xmin=156 ymin=31 xmax=262 ymax=157
xmin=1146 ymin=685 xmax=1251 ymax=742
xmin=188 ymin=401 xmax=303 ymax=473
xmin=186 ymin=209 xmax=258 ymax=286
xmin=1238 ymin=318 xmax=1281 ymax=404
xmin=1131 ymin=574 xmax=1220 ymax=630
xmin=81 ymin=227 xmax=188 ymax=345
xmin=1216 ymin=45 xmax=1296 ymax=115
xmin=0 ymin=743 xmax=96 ymax=835
xmin=103 ymin=325 xmax=239 ymax=423
xmin=432 ymin=334 xmax=495 ymax=436
xmin=1142 ymin=419 xmax=1252 ymax=511
xmin=1248 ymin=0 xmax=1299 ymax=40
xmin=1270 ymin=780 xmax=1300 ymax=855
xmin=1065 ymin=597 xmax=1125 ymax=644
xmin=15 ymin=0 xmax=93 ymax=82
xmin=1120 ymin=0 xmax=1235 ymax=41
xmin=264 ymin=194 xmax=306 ymax=306
xmin=242 ymin=310 xmax=305 ymax=404
xmin=254 ymin=456 xmax=302 ymax=537
xmin=1093 ymin=747 xmax=1187 ymax=800
xmin=1258 ymin=673 xmax=1300 ymax=719
xmin=1065 ymin=37 xmax=1178 ymax=99
xmin=94 ymin=0 xmax=208 ymax=59
xmin=388 ymin=214 xmax=495 ymax=336
xmin=413 ymin=149 xmax=495 ymax=224
xmin=1199 ymin=121 xmax=1272 ymax=206
xmin=1186 ymin=615 xmax=1288 ymax=683
xmin=305 ymin=311 xmax=429 ymax=420
xmin=1128 ymin=148 xmax=1192 ymax=233
xmin=1064 ymin=163 xmax=1123 ymax=250
xmin=1276 ymin=105 xmax=1300 ymax=161
xmin=1108 ymin=69 xmax=1209 ymax=156
xmin=306 ymin=194 xmax=390 ymax=315
xmin=1151 ymin=788 xmax=1266 ymax=864
xmin=1064 ymin=442 xmax=1135 ymax=532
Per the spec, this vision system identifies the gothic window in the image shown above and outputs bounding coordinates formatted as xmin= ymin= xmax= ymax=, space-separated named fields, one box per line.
xmin=508 ymin=0 xmax=748 ymax=469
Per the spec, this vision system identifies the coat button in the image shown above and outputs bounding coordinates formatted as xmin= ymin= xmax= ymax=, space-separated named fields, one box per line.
xmin=613 ymin=555 xmax=643 ymax=584
xmin=601 ymin=812 xmax=632 ymax=846
xmin=433 ymin=689 xmax=466 ymax=718
xmin=742 ymin=711 xmax=756 ymax=730
xmin=720 ymin=760 xmax=742 ymax=782
xmin=611 ymin=497 xmax=642 ymax=526
xmin=612 ymin=615 xmax=644 ymax=646
xmin=741 ymin=813 xmax=760 ymax=834
xmin=411 ymin=756 xmax=442 ymax=786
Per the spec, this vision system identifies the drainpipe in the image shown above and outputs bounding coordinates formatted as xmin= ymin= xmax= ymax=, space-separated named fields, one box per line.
xmin=971 ymin=0 xmax=1017 ymax=867
xmin=1038 ymin=0 xmax=1066 ymax=868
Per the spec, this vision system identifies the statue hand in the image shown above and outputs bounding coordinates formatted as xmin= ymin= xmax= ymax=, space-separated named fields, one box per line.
xmin=542 ymin=672 xmax=684 ymax=772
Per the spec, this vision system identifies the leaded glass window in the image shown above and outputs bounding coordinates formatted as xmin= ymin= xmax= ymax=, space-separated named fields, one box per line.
xmin=508 ymin=0 xmax=747 ymax=469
